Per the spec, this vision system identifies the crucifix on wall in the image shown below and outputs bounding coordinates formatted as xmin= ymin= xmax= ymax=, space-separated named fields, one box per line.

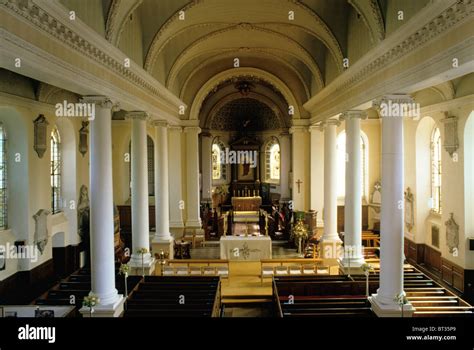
xmin=296 ymin=179 xmax=302 ymax=194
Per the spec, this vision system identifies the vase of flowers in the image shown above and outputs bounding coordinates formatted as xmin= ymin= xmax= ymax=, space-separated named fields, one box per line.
xmin=137 ymin=247 xmax=148 ymax=278
xmin=292 ymin=217 xmax=308 ymax=256
xmin=360 ymin=263 xmax=374 ymax=297
xmin=119 ymin=263 xmax=130 ymax=309
xmin=83 ymin=293 xmax=100 ymax=318
xmin=394 ymin=292 xmax=409 ymax=318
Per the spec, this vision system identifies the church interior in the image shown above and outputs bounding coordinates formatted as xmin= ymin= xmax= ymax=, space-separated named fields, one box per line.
xmin=0 ymin=0 xmax=473 ymax=324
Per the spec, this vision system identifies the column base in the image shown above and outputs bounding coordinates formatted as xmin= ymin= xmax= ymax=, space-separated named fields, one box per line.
xmin=185 ymin=219 xmax=202 ymax=228
xmin=128 ymin=257 xmax=156 ymax=276
xmin=79 ymin=294 xmax=125 ymax=318
xmin=369 ymin=294 xmax=416 ymax=317
xmin=319 ymin=237 xmax=342 ymax=262
xmin=338 ymin=257 xmax=366 ymax=275
xmin=152 ymin=237 xmax=174 ymax=260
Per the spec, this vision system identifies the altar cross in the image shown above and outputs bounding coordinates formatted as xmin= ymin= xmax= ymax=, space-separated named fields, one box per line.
xmin=296 ymin=179 xmax=302 ymax=194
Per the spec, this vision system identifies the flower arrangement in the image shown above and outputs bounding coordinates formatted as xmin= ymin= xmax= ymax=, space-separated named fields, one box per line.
xmin=394 ymin=292 xmax=409 ymax=317
xmin=291 ymin=218 xmax=309 ymax=255
xmin=361 ymin=263 xmax=374 ymax=296
xmin=119 ymin=263 xmax=130 ymax=307
xmin=137 ymin=248 xmax=148 ymax=278
xmin=214 ymin=184 xmax=229 ymax=196
xmin=83 ymin=294 xmax=100 ymax=317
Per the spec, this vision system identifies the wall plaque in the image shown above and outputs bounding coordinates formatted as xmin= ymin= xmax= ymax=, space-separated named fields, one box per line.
xmin=33 ymin=115 xmax=49 ymax=158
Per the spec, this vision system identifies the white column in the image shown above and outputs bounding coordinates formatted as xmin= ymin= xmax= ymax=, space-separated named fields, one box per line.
xmin=184 ymin=126 xmax=202 ymax=228
xmin=370 ymin=95 xmax=414 ymax=317
xmin=340 ymin=111 xmax=366 ymax=269
xmin=80 ymin=96 xmax=123 ymax=317
xmin=201 ymin=131 xmax=213 ymax=202
xmin=279 ymin=132 xmax=291 ymax=201
xmin=152 ymin=120 xmax=174 ymax=259
xmin=290 ymin=126 xmax=310 ymax=211
xmin=153 ymin=120 xmax=171 ymax=241
xmin=127 ymin=112 xmax=152 ymax=267
xmin=321 ymin=119 xmax=341 ymax=243
xmin=309 ymin=125 xmax=324 ymax=226
xmin=168 ymin=126 xmax=184 ymax=229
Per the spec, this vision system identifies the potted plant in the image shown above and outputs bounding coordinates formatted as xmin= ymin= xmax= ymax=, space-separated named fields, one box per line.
xmin=394 ymin=292 xmax=409 ymax=318
xmin=360 ymin=263 xmax=374 ymax=296
xmin=119 ymin=263 xmax=130 ymax=309
xmin=83 ymin=294 xmax=100 ymax=318
xmin=137 ymin=247 xmax=148 ymax=278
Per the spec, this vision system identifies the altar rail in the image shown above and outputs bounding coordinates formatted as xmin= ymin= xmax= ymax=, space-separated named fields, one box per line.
xmin=260 ymin=258 xmax=327 ymax=282
xmin=160 ymin=259 xmax=230 ymax=278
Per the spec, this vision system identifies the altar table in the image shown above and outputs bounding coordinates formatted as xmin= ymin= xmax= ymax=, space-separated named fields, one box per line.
xmin=220 ymin=236 xmax=272 ymax=261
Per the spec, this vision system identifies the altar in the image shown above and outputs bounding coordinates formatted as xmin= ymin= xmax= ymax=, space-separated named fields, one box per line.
xmin=220 ymin=236 xmax=272 ymax=261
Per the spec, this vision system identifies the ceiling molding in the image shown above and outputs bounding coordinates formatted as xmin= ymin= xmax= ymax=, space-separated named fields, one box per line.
xmin=189 ymin=68 xmax=302 ymax=121
xmin=165 ymin=23 xmax=322 ymax=90
xmin=105 ymin=0 xmax=143 ymax=46
xmin=176 ymin=48 xmax=317 ymax=100
xmin=143 ymin=0 xmax=343 ymax=73
xmin=348 ymin=0 xmax=385 ymax=44
xmin=305 ymin=0 xmax=473 ymax=122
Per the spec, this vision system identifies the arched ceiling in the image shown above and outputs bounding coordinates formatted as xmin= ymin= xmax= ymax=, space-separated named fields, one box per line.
xmin=101 ymin=0 xmax=386 ymax=120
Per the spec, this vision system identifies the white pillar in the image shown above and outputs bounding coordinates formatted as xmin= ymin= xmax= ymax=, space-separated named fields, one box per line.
xmin=168 ymin=126 xmax=184 ymax=230
xmin=184 ymin=126 xmax=202 ymax=228
xmin=309 ymin=125 xmax=324 ymax=226
xmin=321 ymin=119 xmax=341 ymax=242
xmin=290 ymin=126 xmax=310 ymax=211
xmin=152 ymin=120 xmax=174 ymax=259
xmin=340 ymin=111 xmax=366 ymax=269
xmin=127 ymin=112 xmax=153 ymax=270
xmin=201 ymin=131 xmax=213 ymax=202
xmin=80 ymin=96 xmax=123 ymax=317
xmin=279 ymin=132 xmax=291 ymax=201
xmin=370 ymin=95 xmax=414 ymax=317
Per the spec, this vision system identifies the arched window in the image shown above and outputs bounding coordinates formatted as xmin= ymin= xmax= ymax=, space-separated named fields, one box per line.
xmin=265 ymin=137 xmax=280 ymax=182
xmin=128 ymin=136 xmax=155 ymax=196
xmin=0 ymin=123 xmax=7 ymax=230
xmin=212 ymin=139 xmax=227 ymax=182
xmin=431 ymin=127 xmax=442 ymax=214
xmin=336 ymin=131 xmax=368 ymax=200
xmin=51 ymin=127 xmax=62 ymax=214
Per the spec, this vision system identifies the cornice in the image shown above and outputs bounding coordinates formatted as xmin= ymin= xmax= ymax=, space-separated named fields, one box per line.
xmin=305 ymin=0 xmax=473 ymax=120
xmin=1 ymin=0 xmax=185 ymax=112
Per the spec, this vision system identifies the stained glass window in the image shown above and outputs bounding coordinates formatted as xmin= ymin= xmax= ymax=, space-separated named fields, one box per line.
xmin=51 ymin=127 xmax=62 ymax=214
xmin=212 ymin=140 xmax=226 ymax=181
xmin=431 ymin=127 xmax=442 ymax=214
xmin=265 ymin=138 xmax=280 ymax=182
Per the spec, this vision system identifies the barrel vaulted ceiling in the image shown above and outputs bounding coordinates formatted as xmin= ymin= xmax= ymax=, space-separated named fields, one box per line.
xmin=59 ymin=0 xmax=431 ymax=120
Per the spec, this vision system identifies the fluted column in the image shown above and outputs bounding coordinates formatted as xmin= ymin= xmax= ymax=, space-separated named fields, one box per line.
xmin=184 ymin=126 xmax=202 ymax=228
xmin=320 ymin=119 xmax=342 ymax=259
xmin=201 ymin=131 xmax=213 ymax=202
xmin=80 ymin=96 xmax=123 ymax=317
xmin=127 ymin=112 xmax=152 ymax=269
xmin=370 ymin=95 xmax=414 ymax=317
xmin=340 ymin=111 xmax=366 ymax=270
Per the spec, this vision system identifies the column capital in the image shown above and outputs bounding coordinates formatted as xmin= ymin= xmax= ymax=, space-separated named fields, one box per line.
xmin=319 ymin=118 xmax=341 ymax=129
xmin=339 ymin=110 xmax=367 ymax=121
xmin=151 ymin=120 xmax=168 ymax=128
xmin=125 ymin=111 xmax=149 ymax=121
xmin=80 ymin=96 xmax=119 ymax=111
xmin=168 ymin=125 xmax=183 ymax=132
xmin=309 ymin=125 xmax=321 ymax=133
xmin=289 ymin=126 xmax=308 ymax=134
xmin=372 ymin=94 xmax=418 ymax=118
xmin=183 ymin=126 xmax=202 ymax=134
